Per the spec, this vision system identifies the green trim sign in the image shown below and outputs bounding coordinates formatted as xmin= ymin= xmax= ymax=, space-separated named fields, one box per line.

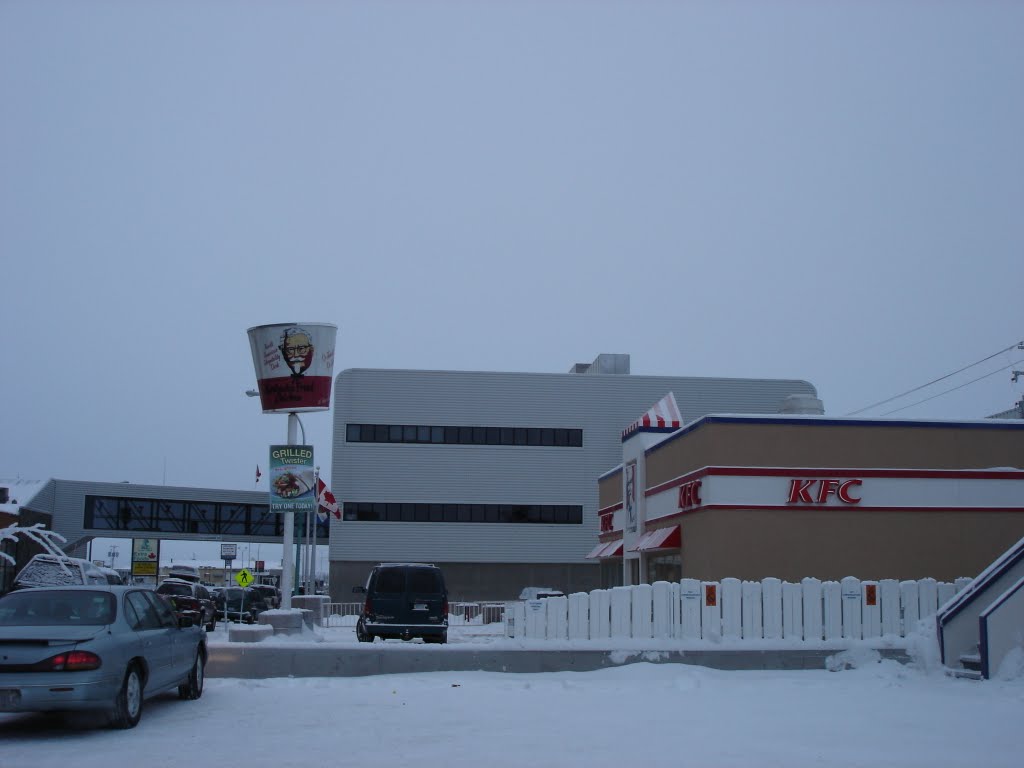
xmin=269 ymin=445 xmax=316 ymax=514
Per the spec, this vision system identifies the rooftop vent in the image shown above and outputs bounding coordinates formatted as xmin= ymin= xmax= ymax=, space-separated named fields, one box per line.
xmin=778 ymin=394 xmax=825 ymax=415
xmin=569 ymin=353 xmax=630 ymax=375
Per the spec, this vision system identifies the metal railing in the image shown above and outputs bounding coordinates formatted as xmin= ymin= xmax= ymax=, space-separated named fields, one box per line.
xmin=319 ymin=601 xmax=506 ymax=628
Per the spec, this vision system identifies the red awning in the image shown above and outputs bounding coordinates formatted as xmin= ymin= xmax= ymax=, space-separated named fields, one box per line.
xmin=600 ymin=540 xmax=624 ymax=558
xmin=630 ymin=526 xmax=681 ymax=552
xmin=585 ymin=542 xmax=608 ymax=559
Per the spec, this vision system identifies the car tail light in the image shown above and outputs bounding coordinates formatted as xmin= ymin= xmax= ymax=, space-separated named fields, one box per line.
xmin=34 ymin=651 xmax=102 ymax=672
xmin=442 ymin=598 xmax=449 ymax=616
xmin=364 ymin=596 xmax=372 ymax=616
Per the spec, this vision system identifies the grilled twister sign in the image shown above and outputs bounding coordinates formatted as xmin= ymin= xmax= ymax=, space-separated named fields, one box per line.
xmin=269 ymin=445 xmax=316 ymax=514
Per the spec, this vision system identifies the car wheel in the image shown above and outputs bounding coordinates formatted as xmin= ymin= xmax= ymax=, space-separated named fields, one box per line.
xmin=110 ymin=664 xmax=144 ymax=729
xmin=178 ymin=653 xmax=205 ymax=700
xmin=356 ymin=619 xmax=373 ymax=643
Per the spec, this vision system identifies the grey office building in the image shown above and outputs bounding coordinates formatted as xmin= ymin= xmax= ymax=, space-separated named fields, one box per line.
xmin=329 ymin=354 xmax=820 ymax=600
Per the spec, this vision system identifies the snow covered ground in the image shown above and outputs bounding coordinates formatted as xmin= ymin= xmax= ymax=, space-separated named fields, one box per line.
xmin=2 ymin=619 xmax=1023 ymax=767
xmin=2 ymin=652 xmax=1022 ymax=768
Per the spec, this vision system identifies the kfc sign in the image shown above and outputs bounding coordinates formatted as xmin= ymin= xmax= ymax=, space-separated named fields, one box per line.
xmin=787 ymin=478 xmax=862 ymax=505
xmin=600 ymin=512 xmax=614 ymax=533
xmin=678 ymin=480 xmax=702 ymax=510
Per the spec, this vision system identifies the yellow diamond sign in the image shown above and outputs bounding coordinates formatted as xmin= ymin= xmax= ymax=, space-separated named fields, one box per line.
xmin=235 ymin=568 xmax=254 ymax=588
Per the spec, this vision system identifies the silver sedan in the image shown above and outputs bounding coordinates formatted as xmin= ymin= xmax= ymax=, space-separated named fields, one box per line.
xmin=0 ymin=585 xmax=206 ymax=728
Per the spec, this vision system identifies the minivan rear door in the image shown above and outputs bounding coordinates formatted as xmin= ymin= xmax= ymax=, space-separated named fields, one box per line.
xmin=370 ymin=568 xmax=407 ymax=623
xmin=405 ymin=568 xmax=445 ymax=625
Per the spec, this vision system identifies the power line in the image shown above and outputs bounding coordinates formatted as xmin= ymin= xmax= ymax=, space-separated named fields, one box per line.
xmin=879 ymin=359 xmax=1024 ymax=416
xmin=845 ymin=341 xmax=1023 ymax=416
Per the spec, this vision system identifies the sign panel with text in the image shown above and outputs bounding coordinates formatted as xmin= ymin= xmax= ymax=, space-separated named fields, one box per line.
xmin=269 ymin=445 xmax=316 ymax=514
xmin=131 ymin=538 xmax=160 ymax=577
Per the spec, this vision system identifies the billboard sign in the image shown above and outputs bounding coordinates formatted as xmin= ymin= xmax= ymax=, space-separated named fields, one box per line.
xmin=220 ymin=543 xmax=237 ymax=561
xmin=269 ymin=445 xmax=316 ymax=514
xmin=131 ymin=538 xmax=160 ymax=577
xmin=247 ymin=322 xmax=337 ymax=413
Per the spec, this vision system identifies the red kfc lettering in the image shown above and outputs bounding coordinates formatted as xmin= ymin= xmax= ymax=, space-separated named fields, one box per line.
xmin=787 ymin=479 xmax=815 ymax=504
xmin=677 ymin=480 xmax=702 ymax=509
xmin=816 ymin=479 xmax=840 ymax=503
xmin=838 ymin=479 xmax=862 ymax=504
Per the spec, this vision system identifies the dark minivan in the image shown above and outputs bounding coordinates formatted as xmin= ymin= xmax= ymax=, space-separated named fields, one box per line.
xmin=353 ymin=563 xmax=448 ymax=644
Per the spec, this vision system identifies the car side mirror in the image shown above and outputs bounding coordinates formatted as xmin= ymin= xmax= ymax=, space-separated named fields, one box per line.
xmin=352 ymin=586 xmax=366 ymax=594
xmin=178 ymin=615 xmax=195 ymax=629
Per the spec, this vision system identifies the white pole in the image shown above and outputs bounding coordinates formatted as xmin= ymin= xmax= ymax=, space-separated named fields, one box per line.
xmin=280 ymin=413 xmax=298 ymax=610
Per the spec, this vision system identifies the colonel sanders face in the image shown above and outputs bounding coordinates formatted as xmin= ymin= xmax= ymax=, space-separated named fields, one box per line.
xmin=279 ymin=328 xmax=314 ymax=376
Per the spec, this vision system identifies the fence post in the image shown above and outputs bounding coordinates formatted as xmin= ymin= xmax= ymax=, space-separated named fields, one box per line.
xmin=525 ymin=600 xmax=546 ymax=639
xmin=937 ymin=581 xmax=956 ymax=611
xmin=590 ymin=589 xmax=611 ymax=639
xmin=762 ymin=577 xmax=783 ymax=640
xmin=861 ymin=581 xmax=881 ymax=639
xmin=546 ymin=595 xmax=568 ymax=640
xmin=841 ymin=577 xmax=862 ymax=640
xmin=899 ymin=580 xmax=920 ymax=636
xmin=670 ymin=582 xmax=682 ymax=639
xmin=741 ymin=580 xmax=763 ymax=639
xmin=721 ymin=578 xmax=742 ymax=641
xmin=701 ymin=582 xmax=722 ymax=640
xmin=822 ymin=581 xmax=842 ymax=640
xmin=652 ymin=581 xmax=672 ymax=639
xmin=568 ymin=593 xmax=589 ymax=640
xmin=879 ymin=579 xmax=900 ymax=637
xmin=801 ymin=578 xmax=823 ymax=641
xmin=680 ymin=579 xmax=701 ymax=640
xmin=610 ymin=586 xmax=632 ymax=639
xmin=918 ymin=577 xmax=938 ymax=618
xmin=631 ymin=584 xmax=653 ymax=639
xmin=782 ymin=582 xmax=802 ymax=640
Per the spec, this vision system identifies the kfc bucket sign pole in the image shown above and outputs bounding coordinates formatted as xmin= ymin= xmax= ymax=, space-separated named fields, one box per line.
xmin=247 ymin=322 xmax=337 ymax=610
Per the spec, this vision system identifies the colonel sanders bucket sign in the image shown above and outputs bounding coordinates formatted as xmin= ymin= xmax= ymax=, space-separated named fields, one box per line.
xmin=247 ymin=322 xmax=338 ymax=413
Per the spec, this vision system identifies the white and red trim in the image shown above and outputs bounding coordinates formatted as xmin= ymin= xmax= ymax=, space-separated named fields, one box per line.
xmin=628 ymin=525 xmax=681 ymax=552
xmin=622 ymin=392 xmax=682 ymax=439
xmin=642 ymin=465 xmax=1024 ymax=523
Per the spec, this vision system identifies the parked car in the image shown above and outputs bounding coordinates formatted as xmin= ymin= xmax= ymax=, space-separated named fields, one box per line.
xmin=353 ymin=563 xmax=448 ymax=644
xmin=156 ymin=578 xmax=218 ymax=632
xmin=214 ymin=587 xmax=268 ymax=624
xmin=0 ymin=585 xmax=206 ymax=728
xmin=11 ymin=554 xmax=115 ymax=591
xmin=252 ymin=584 xmax=281 ymax=609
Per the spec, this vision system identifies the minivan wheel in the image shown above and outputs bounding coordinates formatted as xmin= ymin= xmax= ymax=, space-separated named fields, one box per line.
xmin=356 ymin=620 xmax=373 ymax=643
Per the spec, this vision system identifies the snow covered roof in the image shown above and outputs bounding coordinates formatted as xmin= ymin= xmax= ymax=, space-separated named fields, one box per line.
xmin=0 ymin=478 xmax=47 ymax=516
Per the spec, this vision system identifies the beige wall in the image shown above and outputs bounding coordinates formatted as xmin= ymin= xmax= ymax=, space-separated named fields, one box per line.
xmin=678 ymin=507 xmax=1024 ymax=583
xmin=646 ymin=421 xmax=1024 ymax=489
xmin=598 ymin=471 xmax=621 ymax=509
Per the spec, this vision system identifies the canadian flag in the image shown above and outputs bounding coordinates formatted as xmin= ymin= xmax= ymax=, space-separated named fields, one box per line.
xmin=317 ymin=478 xmax=341 ymax=521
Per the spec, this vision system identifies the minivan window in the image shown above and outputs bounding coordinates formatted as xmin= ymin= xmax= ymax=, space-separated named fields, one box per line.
xmin=407 ymin=569 xmax=441 ymax=592
xmin=374 ymin=569 xmax=406 ymax=594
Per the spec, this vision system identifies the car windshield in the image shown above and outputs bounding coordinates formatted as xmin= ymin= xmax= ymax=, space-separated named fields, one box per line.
xmin=157 ymin=583 xmax=192 ymax=597
xmin=0 ymin=590 xmax=117 ymax=626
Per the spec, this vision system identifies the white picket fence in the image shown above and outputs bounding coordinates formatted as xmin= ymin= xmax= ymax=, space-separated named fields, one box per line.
xmin=505 ymin=576 xmax=972 ymax=642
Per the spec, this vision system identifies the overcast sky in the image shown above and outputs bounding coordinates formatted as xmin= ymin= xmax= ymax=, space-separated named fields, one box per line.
xmin=2 ymin=1 xmax=1023 ymax=504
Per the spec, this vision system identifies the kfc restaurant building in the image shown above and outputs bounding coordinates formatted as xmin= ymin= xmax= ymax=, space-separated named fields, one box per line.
xmin=593 ymin=397 xmax=1024 ymax=587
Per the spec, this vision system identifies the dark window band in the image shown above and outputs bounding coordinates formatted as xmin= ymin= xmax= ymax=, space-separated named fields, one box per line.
xmin=346 ymin=423 xmax=583 ymax=447
xmin=343 ymin=502 xmax=583 ymax=525
xmin=83 ymin=496 xmax=326 ymax=539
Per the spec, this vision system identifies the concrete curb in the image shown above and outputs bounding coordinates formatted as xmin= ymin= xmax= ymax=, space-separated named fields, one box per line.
xmin=206 ymin=645 xmax=911 ymax=678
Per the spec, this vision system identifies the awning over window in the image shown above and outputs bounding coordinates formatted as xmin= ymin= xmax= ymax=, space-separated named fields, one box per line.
xmin=628 ymin=526 xmax=681 ymax=552
xmin=586 ymin=542 xmax=608 ymax=559
xmin=601 ymin=540 xmax=624 ymax=558
xmin=587 ymin=540 xmax=624 ymax=559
